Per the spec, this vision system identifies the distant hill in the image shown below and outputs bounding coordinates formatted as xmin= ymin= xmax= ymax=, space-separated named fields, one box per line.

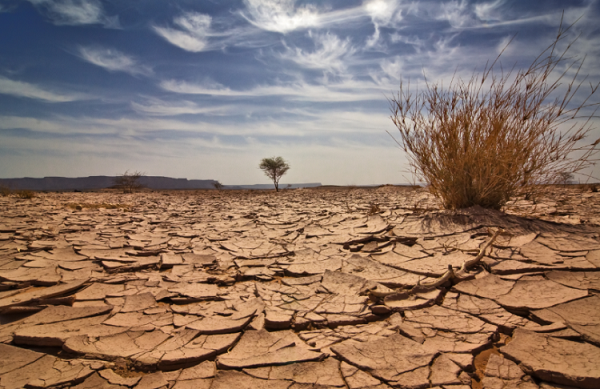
xmin=0 ymin=176 xmax=322 ymax=191
xmin=0 ymin=176 xmax=218 ymax=191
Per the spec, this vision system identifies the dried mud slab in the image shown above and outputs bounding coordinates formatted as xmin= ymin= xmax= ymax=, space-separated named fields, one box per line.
xmin=453 ymin=273 xmax=588 ymax=313
xmin=243 ymin=357 xmax=346 ymax=387
xmin=545 ymin=270 xmax=600 ymax=290
xmin=531 ymin=295 xmax=600 ymax=346
xmin=331 ymin=334 xmax=438 ymax=385
xmin=217 ymin=329 xmax=325 ymax=369
xmin=500 ymin=329 xmax=600 ymax=389
xmin=65 ymin=328 xmax=241 ymax=370
xmin=1 ymin=187 xmax=600 ymax=388
xmin=0 ymin=343 xmax=94 ymax=389
xmin=0 ymin=279 xmax=88 ymax=311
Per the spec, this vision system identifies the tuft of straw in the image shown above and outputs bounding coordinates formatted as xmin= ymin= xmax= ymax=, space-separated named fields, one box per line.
xmin=389 ymin=17 xmax=599 ymax=210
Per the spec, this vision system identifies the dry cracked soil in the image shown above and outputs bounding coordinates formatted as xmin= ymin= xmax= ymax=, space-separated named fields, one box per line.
xmin=1 ymin=185 xmax=600 ymax=389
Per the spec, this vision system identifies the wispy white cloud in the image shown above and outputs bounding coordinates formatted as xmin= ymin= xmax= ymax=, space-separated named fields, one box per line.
xmin=145 ymin=0 xmax=400 ymax=55
xmin=0 ymin=114 xmax=303 ymax=138
xmin=377 ymin=34 xmax=489 ymax=85
xmin=389 ymin=33 xmax=426 ymax=51
xmin=77 ymin=47 xmax=151 ymax=76
xmin=131 ymin=98 xmax=230 ymax=116
xmin=0 ymin=104 xmax=396 ymax=139
xmin=241 ymin=0 xmax=321 ymax=33
xmin=364 ymin=0 xmax=406 ymax=48
xmin=159 ymin=78 xmax=387 ymax=102
xmin=365 ymin=0 xmax=404 ymax=27
xmin=153 ymin=12 xmax=212 ymax=52
xmin=435 ymin=0 xmax=473 ymax=29
xmin=286 ymin=108 xmax=395 ymax=134
xmin=432 ymin=0 xmax=572 ymax=30
xmin=379 ymin=57 xmax=404 ymax=81
xmin=239 ymin=0 xmax=397 ymax=34
xmin=0 ymin=76 xmax=81 ymax=102
xmin=26 ymin=0 xmax=119 ymax=27
xmin=279 ymin=32 xmax=356 ymax=72
xmin=474 ymin=0 xmax=505 ymax=22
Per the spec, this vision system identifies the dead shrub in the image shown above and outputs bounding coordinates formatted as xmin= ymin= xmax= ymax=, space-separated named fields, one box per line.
xmin=0 ymin=185 xmax=11 ymax=197
xmin=389 ymin=19 xmax=599 ymax=210
xmin=579 ymin=183 xmax=599 ymax=193
xmin=368 ymin=203 xmax=381 ymax=215
xmin=114 ymin=170 xmax=144 ymax=193
xmin=15 ymin=190 xmax=35 ymax=199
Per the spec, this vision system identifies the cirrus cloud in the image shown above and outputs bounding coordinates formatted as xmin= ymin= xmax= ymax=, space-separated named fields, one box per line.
xmin=131 ymin=98 xmax=231 ymax=117
xmin=77 ymin=47 xmax=152 ymax=76
xmin=26 ymin=0 xmax=119 ymax=28
xmin=279 ymin=32 xmax=356 ymax=73
xmin=153 ymin=12 xmax=212 ymax=52
xmin=240 ymin=0 xmax=320 ymax=33
xmin=0 ymin=76 xmax=82 ymax=102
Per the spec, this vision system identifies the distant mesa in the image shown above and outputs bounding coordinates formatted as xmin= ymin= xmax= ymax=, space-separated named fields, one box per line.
xmin=0 ymin=176 xmax=322 ymax=191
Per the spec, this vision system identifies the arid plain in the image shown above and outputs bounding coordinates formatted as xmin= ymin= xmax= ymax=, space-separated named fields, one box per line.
xmin=1 ymin=186 xmax=599 ymax=389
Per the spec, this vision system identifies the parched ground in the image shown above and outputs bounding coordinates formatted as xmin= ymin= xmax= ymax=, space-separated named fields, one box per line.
xmin=1 ymin=186 xmax=599 ymax=389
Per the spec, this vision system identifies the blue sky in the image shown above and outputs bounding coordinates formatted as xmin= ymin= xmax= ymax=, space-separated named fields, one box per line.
xmin=0 ymin=0 xmax=599 ymax=185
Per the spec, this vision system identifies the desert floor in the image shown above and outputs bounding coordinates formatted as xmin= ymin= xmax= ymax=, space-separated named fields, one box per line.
xmin=0 ymin=186 xmax=599 ymax=389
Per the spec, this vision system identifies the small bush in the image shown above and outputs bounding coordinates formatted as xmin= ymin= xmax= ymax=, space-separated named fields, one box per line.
xmin=114 ymin=170 xmax=144 ymax=193
xmin=389 ymin=19 xmax=599 ymax=210
xmin=368 ymin=203 xmax=381 ymax=215
xmin=579 ymin=183 xmax=599 ymax=193
xmin=15 ymin=190 xmax=35 ymax=199
xmin=0 ymin=185 xmax=11 ymax=197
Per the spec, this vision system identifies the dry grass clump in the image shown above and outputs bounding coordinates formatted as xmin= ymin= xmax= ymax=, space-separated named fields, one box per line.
xmin=15 ymin=190 xmax=36 ymax=199
xmin=66 ymin=202 xmax=130 ymax=211
xmin=390 ymin=20 xmax=599 ymax=210
xmin=0 ymin=186 xmax=36 ymax=199
xmin=368 ymin=203 xmax=381 ymax=215
xmin=0 ymin=185 xmax=11 ymax=197
xmin=579 ymin=183 xmax=599 ymax=192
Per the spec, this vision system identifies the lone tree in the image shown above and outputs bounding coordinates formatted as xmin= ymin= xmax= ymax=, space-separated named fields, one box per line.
xmin=389 ymin=18 xmax=599 ymax=210
xmin=213 ymin=181 xmax=224 ymax=190
xmin=114 ymin=170 xmax=144 ymax=193
xmin=259 ymin=157 xmax=290 ymax=192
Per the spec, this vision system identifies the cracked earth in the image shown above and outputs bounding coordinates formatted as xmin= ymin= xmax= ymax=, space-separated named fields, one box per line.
xmin=1 ymin=185 xmax=599 ymax=389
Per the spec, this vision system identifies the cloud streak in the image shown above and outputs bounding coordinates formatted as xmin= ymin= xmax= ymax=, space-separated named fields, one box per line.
xmin=131 ymin=99 xmax=230 ymax=116
xmin=240 ymin=0 xmax=321 ymax=33
xmin=0 ymin=76 xmax=81 ymax=102
xmin=239 ymin=0 xmax=390 ymax=34
xmin=77 ymin=47 xmax=152 ymax=76
xmin=279 ymin=32 xmax=356 ymax=73
xmin=159 ymin=78 xmax=387 ymax=102
xmin=26 ymin=0 xmax=119 ymax=27
xmin=153 ymin=12 xmax=212 ymax=52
